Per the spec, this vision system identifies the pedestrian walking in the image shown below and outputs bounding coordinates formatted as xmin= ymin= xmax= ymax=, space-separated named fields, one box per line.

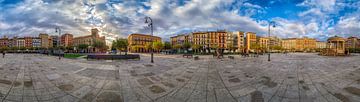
xmin=2 ymin=51 xmax=5 ymax=58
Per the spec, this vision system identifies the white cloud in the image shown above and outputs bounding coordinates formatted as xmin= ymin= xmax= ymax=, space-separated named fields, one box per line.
xmin=297 ymin=0 xmax=336 ymax=12
xmin=298 ymin=8 xmax=323 ymax=17
xmin=328 ymin=17 xmax=360 ymax=37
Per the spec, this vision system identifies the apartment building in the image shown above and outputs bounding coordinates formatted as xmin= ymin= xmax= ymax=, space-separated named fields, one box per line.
xmin=128 ymin=33 xmax=161 ymax=53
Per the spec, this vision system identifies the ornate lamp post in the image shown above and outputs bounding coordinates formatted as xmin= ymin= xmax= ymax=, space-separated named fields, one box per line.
xmin=145 ymin=16 xmax=154 ymax=63
xmin=55 ymin=27 xmax=61 ymax=60
xmin=268 ymin=21 xmax=276 ymax=61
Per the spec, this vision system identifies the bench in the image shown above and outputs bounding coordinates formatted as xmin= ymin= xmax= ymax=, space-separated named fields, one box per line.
xmin=183 ymin=54 xmax=193 ymax=58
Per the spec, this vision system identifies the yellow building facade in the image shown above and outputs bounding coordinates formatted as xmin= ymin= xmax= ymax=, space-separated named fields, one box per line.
xmin=282 ymin=38 xmax=297 ymax=51
xmin=257 ymin=37 xmax=269 ymax=48
xmin=128 ymin=34 xmax=161 ymax=53
xmin=245 ymin=32 xmax=257 ymax=52
xmin=281 ymin=37 xmax=316 ymax=52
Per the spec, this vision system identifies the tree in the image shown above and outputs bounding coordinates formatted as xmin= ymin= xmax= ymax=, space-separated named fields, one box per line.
xmin=192 ymin=44 xmax=201 ymax=53
xmin=153 ymin=41 xmax=164 ymax=52
xmin=270 ymin=45 xmax=282 ymax=52
xmin=0 ymin=46 xmax=9 ymax=52
xmin=173 ymin=44 xmax=182 ymax=50
xmin=10 ymin=47 xmax=18 ymax=51
xmin=164 ymin=42 xmax=172 ymax=50
xmin=66 ymin=46 xmax=73 ymax=51
xmin=92 ymin=40 xmax=107 ymax=53
xmin=182 ymin=42 xmax=192 ymax=51
xmin=34 ymin=47 xmax=40 ymax=50
xmin=173 ymin=44 xmax=182 ymax=53
xmin=78 ymin=44 xmax=89 ymax=53
xmin=19 ymin=47 xmax=26 ymax=51
xmin=145 ymin=43 xmax=153 ymax=52
xmin=131 ymin=45 xmax=141 ymax=53
xmin=112 ymin=38 xmax=128 ymax=55
xmin=250 ymin=43 xmax=260 ymax=54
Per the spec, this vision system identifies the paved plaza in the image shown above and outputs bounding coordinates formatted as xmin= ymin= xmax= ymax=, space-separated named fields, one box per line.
xmin=0 ymin=53 xmax=359 ymax=102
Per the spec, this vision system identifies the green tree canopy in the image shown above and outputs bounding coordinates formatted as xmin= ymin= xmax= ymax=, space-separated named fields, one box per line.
xmin=153 ymin=41 xmax=164 ymax=52
xmin=66 ymin=46 xmax=73 ymax=50
xmin=78 ymin=44 xmax=89 ymax=50
xmin=0 ymin=46 xmax=9 ymax=52
xmin=112 ymin=38 xmax=129 ymax=54
xmin=92 ymin=40 xmax=107 ymax=50
xmin=211 ymin=45 xmax=219 ymax=49
xmin=182 ymin=42 xmax=192 ymax=50
xmin=250 ymin=43 xmax=260 ymax=50
xmin=164 ymin=42 xmax=172 ymax=50
xmin=173 ymin=44 xmax=182 ymax=49
xmin=145 ymin=43 xmax=153 ymax=50
xmin=270 ymin=45 xmax=282 ymax=50
xmin=192 ymin=44 xmax=201 ymax=50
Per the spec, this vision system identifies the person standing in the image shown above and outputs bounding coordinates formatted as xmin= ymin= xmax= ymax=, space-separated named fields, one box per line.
xmin=216 ymin=49 xmax=221 ymax=59
xmin=2 ymin=51 xmax=5 ymax=58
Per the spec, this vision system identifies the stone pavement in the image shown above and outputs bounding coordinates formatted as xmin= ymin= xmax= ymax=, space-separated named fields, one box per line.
xmin=0 ymin=53 xmax=359 ymax=102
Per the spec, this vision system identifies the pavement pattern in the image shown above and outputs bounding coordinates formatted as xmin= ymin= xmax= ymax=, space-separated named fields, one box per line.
xmin=0 ymin=53 xmax=359 ymax=102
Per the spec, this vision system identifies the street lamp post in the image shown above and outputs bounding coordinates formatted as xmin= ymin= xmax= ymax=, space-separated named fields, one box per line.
xmin=55 ymin=27 xmax=61 ymax=60
xmin=268 ymin=21 xmax=276 ymax=61
xmin=145 ymin=16 xmax=154 ymax=63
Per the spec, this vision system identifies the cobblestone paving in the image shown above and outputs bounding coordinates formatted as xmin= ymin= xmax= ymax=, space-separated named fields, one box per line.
xmin=0 ymin=53 xmax=359 ymax=102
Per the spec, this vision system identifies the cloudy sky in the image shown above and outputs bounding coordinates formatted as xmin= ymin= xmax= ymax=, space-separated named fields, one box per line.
xmin=0 ymin=0 xmax=359 ymax=41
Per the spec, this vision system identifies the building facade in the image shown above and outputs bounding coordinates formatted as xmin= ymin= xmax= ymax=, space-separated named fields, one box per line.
xmin=24 ymin=37 xmax=33 ymax=48
xmin=16 ymin=38 xmax=25 ymax=48
xmin=268 ymin=36 xmax=282 ymax=47
xmin=171 ymin=31 xmax=246 ymax=53
xmin=9 ymin=37 xmax=17 ymax=48
xmin=245 ymin=32 xmax=257 ymax=52
xmin=257 ymin=36 xmax=269 ymax=48
xmin=281 ymin=37 xmax=316 ymax=52
xmin=226 ymin=31 xmax=245 ymax=52
xmin=61 ymin=33 xmax=73 ymax=47
xmin=32 ymin=38 xmax=41 ymax=48
xmin=346 ymin=36 xmax=359 ymax=48
xmin=316 ymin=41 xmax=327 ymax=49
xmin=51 ymin=36 xmax=59 ymax=48
xmin=0 ymin=37 xmax=9 ymax=48
xmin=192 ymin=32 xmax=208 ymax=50
xmin=128 ymin=34 xmax=161 ymax=53
xmin=296 ymin=37 xmax=316 ymax=51
xmin=73 ymin=28 xmax=106 ymax=48
xmin=170 ymin=34 xmax=192 ymax=46
xmin=39 ymin=33 xmax=50 ymax=48
xmin=208 ymin=31 xmax=227 ymax=50
xmin=282 ymin=38 xmax=297 ymax=51
xmin=236 ymin=31 xmax=245 ymax=52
